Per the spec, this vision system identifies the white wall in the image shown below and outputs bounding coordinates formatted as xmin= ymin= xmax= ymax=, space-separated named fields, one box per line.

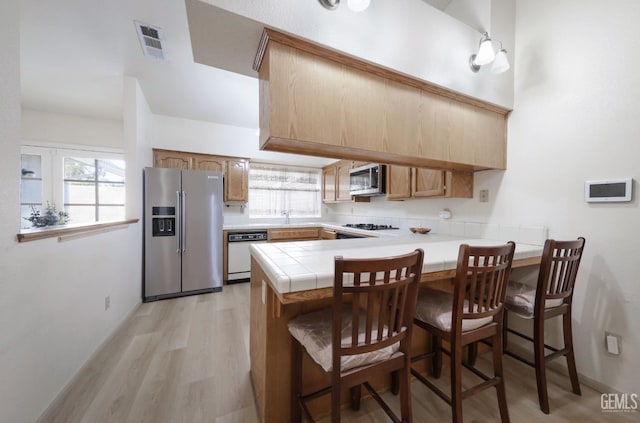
xmin=203 ymin=0 xmax=515 ymax=108
xmin=150 ymin=114 xmax=335 ymax=225
xmin=1 ymin=59 xmax=143 ymax=423
xmin=507 ymin=0 xmax=639 ymax=394
xmin=151 ymin=114 xmax=335 ymax=168
xmin=330 ymin=0 xmax=640 ymax=394
xmin=21 ymin=109 xmax=123 ymax=149
xmin=123 ymin=77 xmax=154 ymax=219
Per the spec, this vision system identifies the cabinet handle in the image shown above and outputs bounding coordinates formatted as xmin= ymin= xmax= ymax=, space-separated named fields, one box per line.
xmin=176 ymin=190 xmax=181 ymax=253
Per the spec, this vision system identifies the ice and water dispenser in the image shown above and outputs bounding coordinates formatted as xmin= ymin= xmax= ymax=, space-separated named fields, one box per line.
xmin=151 ymin=206 xmax=176 ymax=237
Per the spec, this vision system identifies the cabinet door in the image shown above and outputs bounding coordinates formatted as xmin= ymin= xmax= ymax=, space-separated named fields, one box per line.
xmin=268 ymin=227 xmax=320 ymax=242
xmin=226 ymin=159 xmax=249 ymax=202
xmin=322 ymin=166 xmax=336 ymax=203
xmin=412 ymin=168 xmax=445 ymax=197
xmin=444 ymin=171 xmax=473 ymax=198
xmin=352 ymin=161 xmax=370 ymax=168
xmin=386 ymin=165 xmax=411 ymax=200
xmin=321 ymin=229 xmax=337 ymax=239
xmin=153 ymin=149 xmax=192 ymax=170
xmin=336 ymin=161 xmax=353 ymax=202
xmin=194 ymin=155 xmax=225 ymax=172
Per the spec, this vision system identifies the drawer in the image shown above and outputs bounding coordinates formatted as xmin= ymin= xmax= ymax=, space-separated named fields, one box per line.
xmin=321 ymin=229 xmax=337 ymax=240
xmin=268 ymin=227 xmax=320 ymax=242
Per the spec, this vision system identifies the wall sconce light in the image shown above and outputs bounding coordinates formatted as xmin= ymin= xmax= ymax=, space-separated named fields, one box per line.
xmin=469 ymin=32 xmax=510 ymax=74
xmin=318 ymin=0 xmax=371 ymax=12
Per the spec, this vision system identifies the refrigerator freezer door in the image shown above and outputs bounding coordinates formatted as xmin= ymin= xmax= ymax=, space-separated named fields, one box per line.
xmin=181 ymin=170 xmax=224 ymax=292
xmin=144 ymin=167 xmax=182 ymax=298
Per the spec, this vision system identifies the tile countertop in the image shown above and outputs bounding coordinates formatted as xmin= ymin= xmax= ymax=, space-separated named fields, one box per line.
xmin=250 ymin=234 xmax=544 ymax=295
xmin=223 ymin=222 xmax=401 ymax=237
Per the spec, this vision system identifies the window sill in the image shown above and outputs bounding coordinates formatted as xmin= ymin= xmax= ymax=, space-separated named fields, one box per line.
xmin=17 ymin=218 xmax=140 ymax=243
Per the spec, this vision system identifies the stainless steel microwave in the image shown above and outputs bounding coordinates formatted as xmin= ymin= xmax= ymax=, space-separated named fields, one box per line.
xmin=349 ymin=163 xmax=386 ymax=196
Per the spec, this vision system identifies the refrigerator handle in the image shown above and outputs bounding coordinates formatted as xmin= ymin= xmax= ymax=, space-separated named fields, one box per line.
xmin=182 ymin=190 xmax=187 ymax=253
xmin=176 ymin=190 xmax=181 ymax=253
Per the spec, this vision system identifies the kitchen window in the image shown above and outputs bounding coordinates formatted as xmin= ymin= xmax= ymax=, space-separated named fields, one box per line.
xmin=249 ymin=163 xmax=321 ymax=218
xmin=20 ymin=145 xmax=125 ymax=229
xmin=63 ymin=157 xmax=125 ymax=222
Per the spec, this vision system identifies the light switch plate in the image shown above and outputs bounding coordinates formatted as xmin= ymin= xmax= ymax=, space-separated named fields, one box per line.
xmin=479 ymin=189 xmax=489 ymax=203
xmin=605 ymin=332 xmax=621 ymax=355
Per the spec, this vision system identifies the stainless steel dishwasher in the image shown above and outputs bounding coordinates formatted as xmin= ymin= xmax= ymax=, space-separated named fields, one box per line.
xmin=227 ymin=230 xmax=268 ymax=282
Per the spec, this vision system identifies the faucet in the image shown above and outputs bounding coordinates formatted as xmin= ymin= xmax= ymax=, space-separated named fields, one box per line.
xmin=282 ymin=210 xmax=291 ymax=225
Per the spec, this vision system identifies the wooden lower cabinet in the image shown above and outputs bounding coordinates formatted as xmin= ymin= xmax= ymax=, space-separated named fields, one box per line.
xmin=268 ymin=227 xmax=320 ymax=242
xmin=320 ymin=229 xmax=337 ymax=239
xmin=386 ymin=165 xmax=472 ymax=200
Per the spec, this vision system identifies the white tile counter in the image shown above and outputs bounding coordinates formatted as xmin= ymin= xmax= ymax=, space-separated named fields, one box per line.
xmin=223 ymin=221 xmax=399 ymax=237
xmin=250 ymin=234 xmax=544 ymax=295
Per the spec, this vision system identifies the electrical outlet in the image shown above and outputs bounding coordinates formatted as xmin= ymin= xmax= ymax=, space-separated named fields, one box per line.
xmin=479 ymin=189 xmax=489 ymax=203
xmin=605 ymin=332 xmax=621 ymax=355
xmin=105 ymin=296 xmax=111 ymax=311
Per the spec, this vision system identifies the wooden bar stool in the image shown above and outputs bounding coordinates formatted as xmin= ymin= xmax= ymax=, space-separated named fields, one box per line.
xmin=412 ymin=242 xmax=516 ymax=423
xmin=288 ymin=249 xmax=424 ymax=423
xmin=502 ymin=237 xmax=586 ymax=414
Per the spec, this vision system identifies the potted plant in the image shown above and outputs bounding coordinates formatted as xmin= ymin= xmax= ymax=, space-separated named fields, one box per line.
xmin=25 ymin=202 xmax=70 ymax=227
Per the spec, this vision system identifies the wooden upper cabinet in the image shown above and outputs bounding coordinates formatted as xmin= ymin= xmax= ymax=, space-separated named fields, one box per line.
xmin=226 ymin=159 xmax=249 ymax=203
xmin=335 ymin=161 xmax=353 ymax=202
xmin=254 ymin=29 xmax=510 ymax=172
xmin=386 ymin=165 xmax=472 ymax=200
xmin=322 ymin=166 xmax=336 ymax=203
xmin=412 ymin=168 xmax=445 ymax=197
xmin=194 ymin=155 xmax=225 ymax=172
xmin=386 ymin=165 xmax=412 ymax=200
xmin=154 ymin=149 xmax=193 ymax=170
xmin=444 ymin=171 xmax=473 ymax=198
xmin=322 ymin=160 xmax=369 ymax=204
xmin=152 ymin=149 xmax=250 ymax=203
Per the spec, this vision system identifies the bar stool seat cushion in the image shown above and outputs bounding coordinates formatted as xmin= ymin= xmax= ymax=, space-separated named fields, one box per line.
xmin=288 ymin=306 xmax=401 ymax=373
xmin=505 ymin=281 xmax=564 ymax=319
xmin=415 ymin=289 xmax=493 ymax=333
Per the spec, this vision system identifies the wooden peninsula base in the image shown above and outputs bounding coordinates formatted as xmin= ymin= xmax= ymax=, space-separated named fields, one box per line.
xmin=249 ymin=254 xmax=541 ymax=422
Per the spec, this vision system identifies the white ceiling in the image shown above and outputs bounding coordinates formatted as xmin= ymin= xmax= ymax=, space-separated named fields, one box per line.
xmin=20 ymin=0 xmax=486 ymax=133
xmin=20 ymin=0 xmax=260 ymax=129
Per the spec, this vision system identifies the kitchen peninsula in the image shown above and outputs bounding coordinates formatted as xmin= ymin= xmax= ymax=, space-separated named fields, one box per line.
xmin=248 ymin=233 xmax=544 ymax=422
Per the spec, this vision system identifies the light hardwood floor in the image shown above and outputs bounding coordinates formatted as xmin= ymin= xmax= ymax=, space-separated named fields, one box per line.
xmin=39 ymin=284 xmax=634 ymax=423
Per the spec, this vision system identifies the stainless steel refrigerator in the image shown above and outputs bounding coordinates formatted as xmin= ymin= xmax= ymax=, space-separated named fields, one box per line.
xmin=143 ymin=167 xmax=223 ymax=301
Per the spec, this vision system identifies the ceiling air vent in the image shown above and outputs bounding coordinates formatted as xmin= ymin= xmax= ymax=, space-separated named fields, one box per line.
xmin=134 ymin=20 xmax=166 ymax=60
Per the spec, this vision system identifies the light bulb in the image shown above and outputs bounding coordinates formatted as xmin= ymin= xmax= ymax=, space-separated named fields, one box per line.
xmin=347 ymin=0 xmax=370 ymax=12
xmin=491 ymin=49 xmax=510 ymax=74
xmin=474 ymin=34 xmax=495 ymax=66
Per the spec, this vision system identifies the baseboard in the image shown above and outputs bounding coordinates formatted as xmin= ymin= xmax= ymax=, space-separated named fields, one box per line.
xmin=35 ymin=300 xmax=142 ymax=423
xmin=504 ymin=342 xmax=617 ymax=395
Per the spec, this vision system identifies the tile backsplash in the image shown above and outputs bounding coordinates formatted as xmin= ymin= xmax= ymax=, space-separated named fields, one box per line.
xmin=328 ymin=212 xmax=548 ymax=245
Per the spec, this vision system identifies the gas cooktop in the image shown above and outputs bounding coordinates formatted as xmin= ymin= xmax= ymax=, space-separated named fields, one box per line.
xmin=343 ymin=223 xmax=399 ymax=231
